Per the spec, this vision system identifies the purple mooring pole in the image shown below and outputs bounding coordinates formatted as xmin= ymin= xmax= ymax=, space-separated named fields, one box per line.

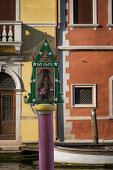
xmin=38 ymin=111 xmax=54 ymax=170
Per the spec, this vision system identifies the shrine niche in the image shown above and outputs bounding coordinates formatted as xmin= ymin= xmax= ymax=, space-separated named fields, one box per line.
xmin=36 ymin=69 xmax=54 ymax=102
xmin=27 ymin=39 xmax=63 ymax=104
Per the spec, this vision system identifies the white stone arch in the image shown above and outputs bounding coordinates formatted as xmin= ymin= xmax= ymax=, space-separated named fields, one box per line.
xmin=1 ymin=66 xmax=21 ymax=91
xmin=109 ymin=76 xmax=113 ymax=119
xmin=0 ymin=65 xmax=21 ymax=144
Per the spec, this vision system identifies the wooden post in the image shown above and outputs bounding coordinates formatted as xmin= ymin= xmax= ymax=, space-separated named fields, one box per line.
xmin=91 ymin=109 xmax=98 ymax=144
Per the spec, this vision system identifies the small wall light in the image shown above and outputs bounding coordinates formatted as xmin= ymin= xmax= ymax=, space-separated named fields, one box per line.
xmin=24 ymin=95 xmax=28 ymax=103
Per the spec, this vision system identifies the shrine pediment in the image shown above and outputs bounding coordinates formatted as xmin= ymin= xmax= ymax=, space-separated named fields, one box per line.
xmin=27 ymin=40 xmax=63 ymax=104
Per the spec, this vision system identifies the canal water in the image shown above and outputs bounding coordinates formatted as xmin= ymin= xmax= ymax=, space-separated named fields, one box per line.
xmin=0 ymin=152 xmax=112 ymax=170
xmin=0 ymin=163 xmax=112 ymax=170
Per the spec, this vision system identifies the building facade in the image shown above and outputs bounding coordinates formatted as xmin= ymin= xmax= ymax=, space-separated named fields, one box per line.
xmin=1 ymin=0 xmax=113 ymax=148
xmin=58 ymin=0 xmax=113 ymax=142
xmin=0 ymin=0 xmax=57 ymax=148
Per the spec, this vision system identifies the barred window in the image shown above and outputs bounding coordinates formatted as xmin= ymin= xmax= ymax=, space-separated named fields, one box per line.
xmin=0 ymin=72 xmax=16 ymax=90
xmin=72 ymin=84 xmax=96 ymax=108
xmin=75 ymin=88 xmax=92 ymax=104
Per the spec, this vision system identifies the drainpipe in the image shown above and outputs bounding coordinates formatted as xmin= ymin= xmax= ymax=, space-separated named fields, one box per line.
xmin=55 ymin=0 xmax=58 ymax=140
xmin=55 ymin=0 xmax=58 ymax=49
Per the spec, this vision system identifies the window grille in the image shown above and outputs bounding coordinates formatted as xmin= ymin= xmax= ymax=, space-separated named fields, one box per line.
xmin=0 ymin=72 xmax=16 ymax=90
xmin=75 ymin=88 xmax=92 ymax=104
xmin=2 ymin=95 xmax=13 ymax=121
xmin=72 ymin=84 xmax=96 ymax=108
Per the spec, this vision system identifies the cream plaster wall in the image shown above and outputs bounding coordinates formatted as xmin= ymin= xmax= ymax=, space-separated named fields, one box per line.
xmin=21 ymin=119 xmax=38 ymax=142
xmin=20 ymin=0 xmax=56 ymax=23
xmin=22 ymin=27 xmax=55 ymax=116
xmin=21 ymin=25 xmax=56 ymax=142
xmin=20 ymin=0 xmax=56 ymax=143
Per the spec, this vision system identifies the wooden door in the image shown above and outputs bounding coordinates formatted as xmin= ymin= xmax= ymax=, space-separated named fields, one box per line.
xmin=0 ymin=91 xmax=16 ymax=140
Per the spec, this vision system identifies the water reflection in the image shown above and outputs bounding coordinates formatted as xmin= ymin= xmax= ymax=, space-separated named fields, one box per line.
xmin=0 ymin=163 xmax=20 ymax=170
xmin=0 ymin=163 xmax=112 ymax=170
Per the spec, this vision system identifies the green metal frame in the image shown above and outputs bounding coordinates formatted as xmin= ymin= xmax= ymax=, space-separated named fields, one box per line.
xmin=27 ymin=40 xmax=63 ymax=104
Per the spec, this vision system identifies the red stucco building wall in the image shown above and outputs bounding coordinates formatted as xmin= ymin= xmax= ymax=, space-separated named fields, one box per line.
xmin=62 ymin=0 xmax=113 ymax=141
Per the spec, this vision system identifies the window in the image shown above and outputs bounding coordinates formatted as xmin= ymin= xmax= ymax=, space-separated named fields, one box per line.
xmin=72 ymin=84 xmax=96 ymax=108
xmin=0 ymin=72 xmax=16 ymax=90
xmin=108 ymin=0 xmax=113 ymax=30
xmin=69 ymin=0 xmax=98 ymax=30
xmin=73 ymin=0 xmax=93 ymax=24
xmin=0 ymin=0 xmax=15 ymax=20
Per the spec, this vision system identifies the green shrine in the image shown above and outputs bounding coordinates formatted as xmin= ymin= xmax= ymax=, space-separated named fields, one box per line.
xmin=27 ymin=40 xmax=63 ymax=104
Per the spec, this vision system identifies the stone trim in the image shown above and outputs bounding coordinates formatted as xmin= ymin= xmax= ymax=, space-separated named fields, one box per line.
xmin=0 ymin=66 xmax=21 ymax=90
xmin=0 ymin=55 xmax=23 ymax=61
xmin=72 ymin=84 xmax=96 ymax=108
xmin=23 ymin=23 xmax=56 ymax=27
xmin=107 ymin=24 xmax=113 ymax=30
xmin=66 ymin=15 xmax=68 ymax=22
xmin=62 ymin=51 xmax=75 ymax=140
xmin=0 ymin=65 xmax=22 ymax=144
xmin=62 ymin=28 xmax=69 ymax=46
xmin=64 ymin=122 xmax=75 ymax=140
xmin=64 ymin=139 xmax=113 ymax=143
xmin=70 ymin=0 xmax=73 ymax=26
xmin=63 ymin=51 xmax=70 ymax=120
xmin=65 ymin=116 xmax=111 ymax=120
xmin=109 ymin=76 xmax=113 ymax=119
xmin=93 ymin=0 xmax=97 ymax=25
xmin=58 ymin=46 xmax=113 ymax=50
xmin=65 ymin=1 xmax=69 ymax=26
xmin=16 ymin=91 xmax=21 ymax=143
xmin=16 ymin=0 xmax=20 ymax=21
xmin=65 ymin=3 xmax=68 ymax=9
xmin=68 ymin=24 xmax=99 ymax=30
xmin=0 ymin=21 xmax=22 ymax=25
xmin=60 ymin=4 xmax=75 ymax=140
xmin=108 ymin=0 xmax=113 ymax=30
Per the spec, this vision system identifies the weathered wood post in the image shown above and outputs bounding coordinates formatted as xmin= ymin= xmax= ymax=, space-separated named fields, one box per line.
xmin=91 ymin=109 xmax=98 ymax=144
xmin=26 ymin=38 xmax=63 ymax=170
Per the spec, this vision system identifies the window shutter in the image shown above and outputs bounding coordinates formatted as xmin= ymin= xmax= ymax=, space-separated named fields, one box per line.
xmin=0 ymin=0 xmax=15 ymax=20
xmin=74 ymin=0 xmax=93 ymax=24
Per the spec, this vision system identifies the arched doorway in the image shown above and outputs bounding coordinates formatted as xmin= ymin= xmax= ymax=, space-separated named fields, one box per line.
xmin=0 ymin=72 xmax=16 ymax=140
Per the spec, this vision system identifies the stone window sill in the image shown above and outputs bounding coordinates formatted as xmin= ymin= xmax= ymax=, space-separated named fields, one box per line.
xmin=72 ymin=84 xmax=96 ymax=108
xmin=107 ymin=24 xmax=113 ymax=30
xmin=72 ymin=104 xmax=96 ymax=108
xmin=69 ymin=24 xmax=99 ymax=30
xmin=109 ymin=116 xmax=113 ymax=120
